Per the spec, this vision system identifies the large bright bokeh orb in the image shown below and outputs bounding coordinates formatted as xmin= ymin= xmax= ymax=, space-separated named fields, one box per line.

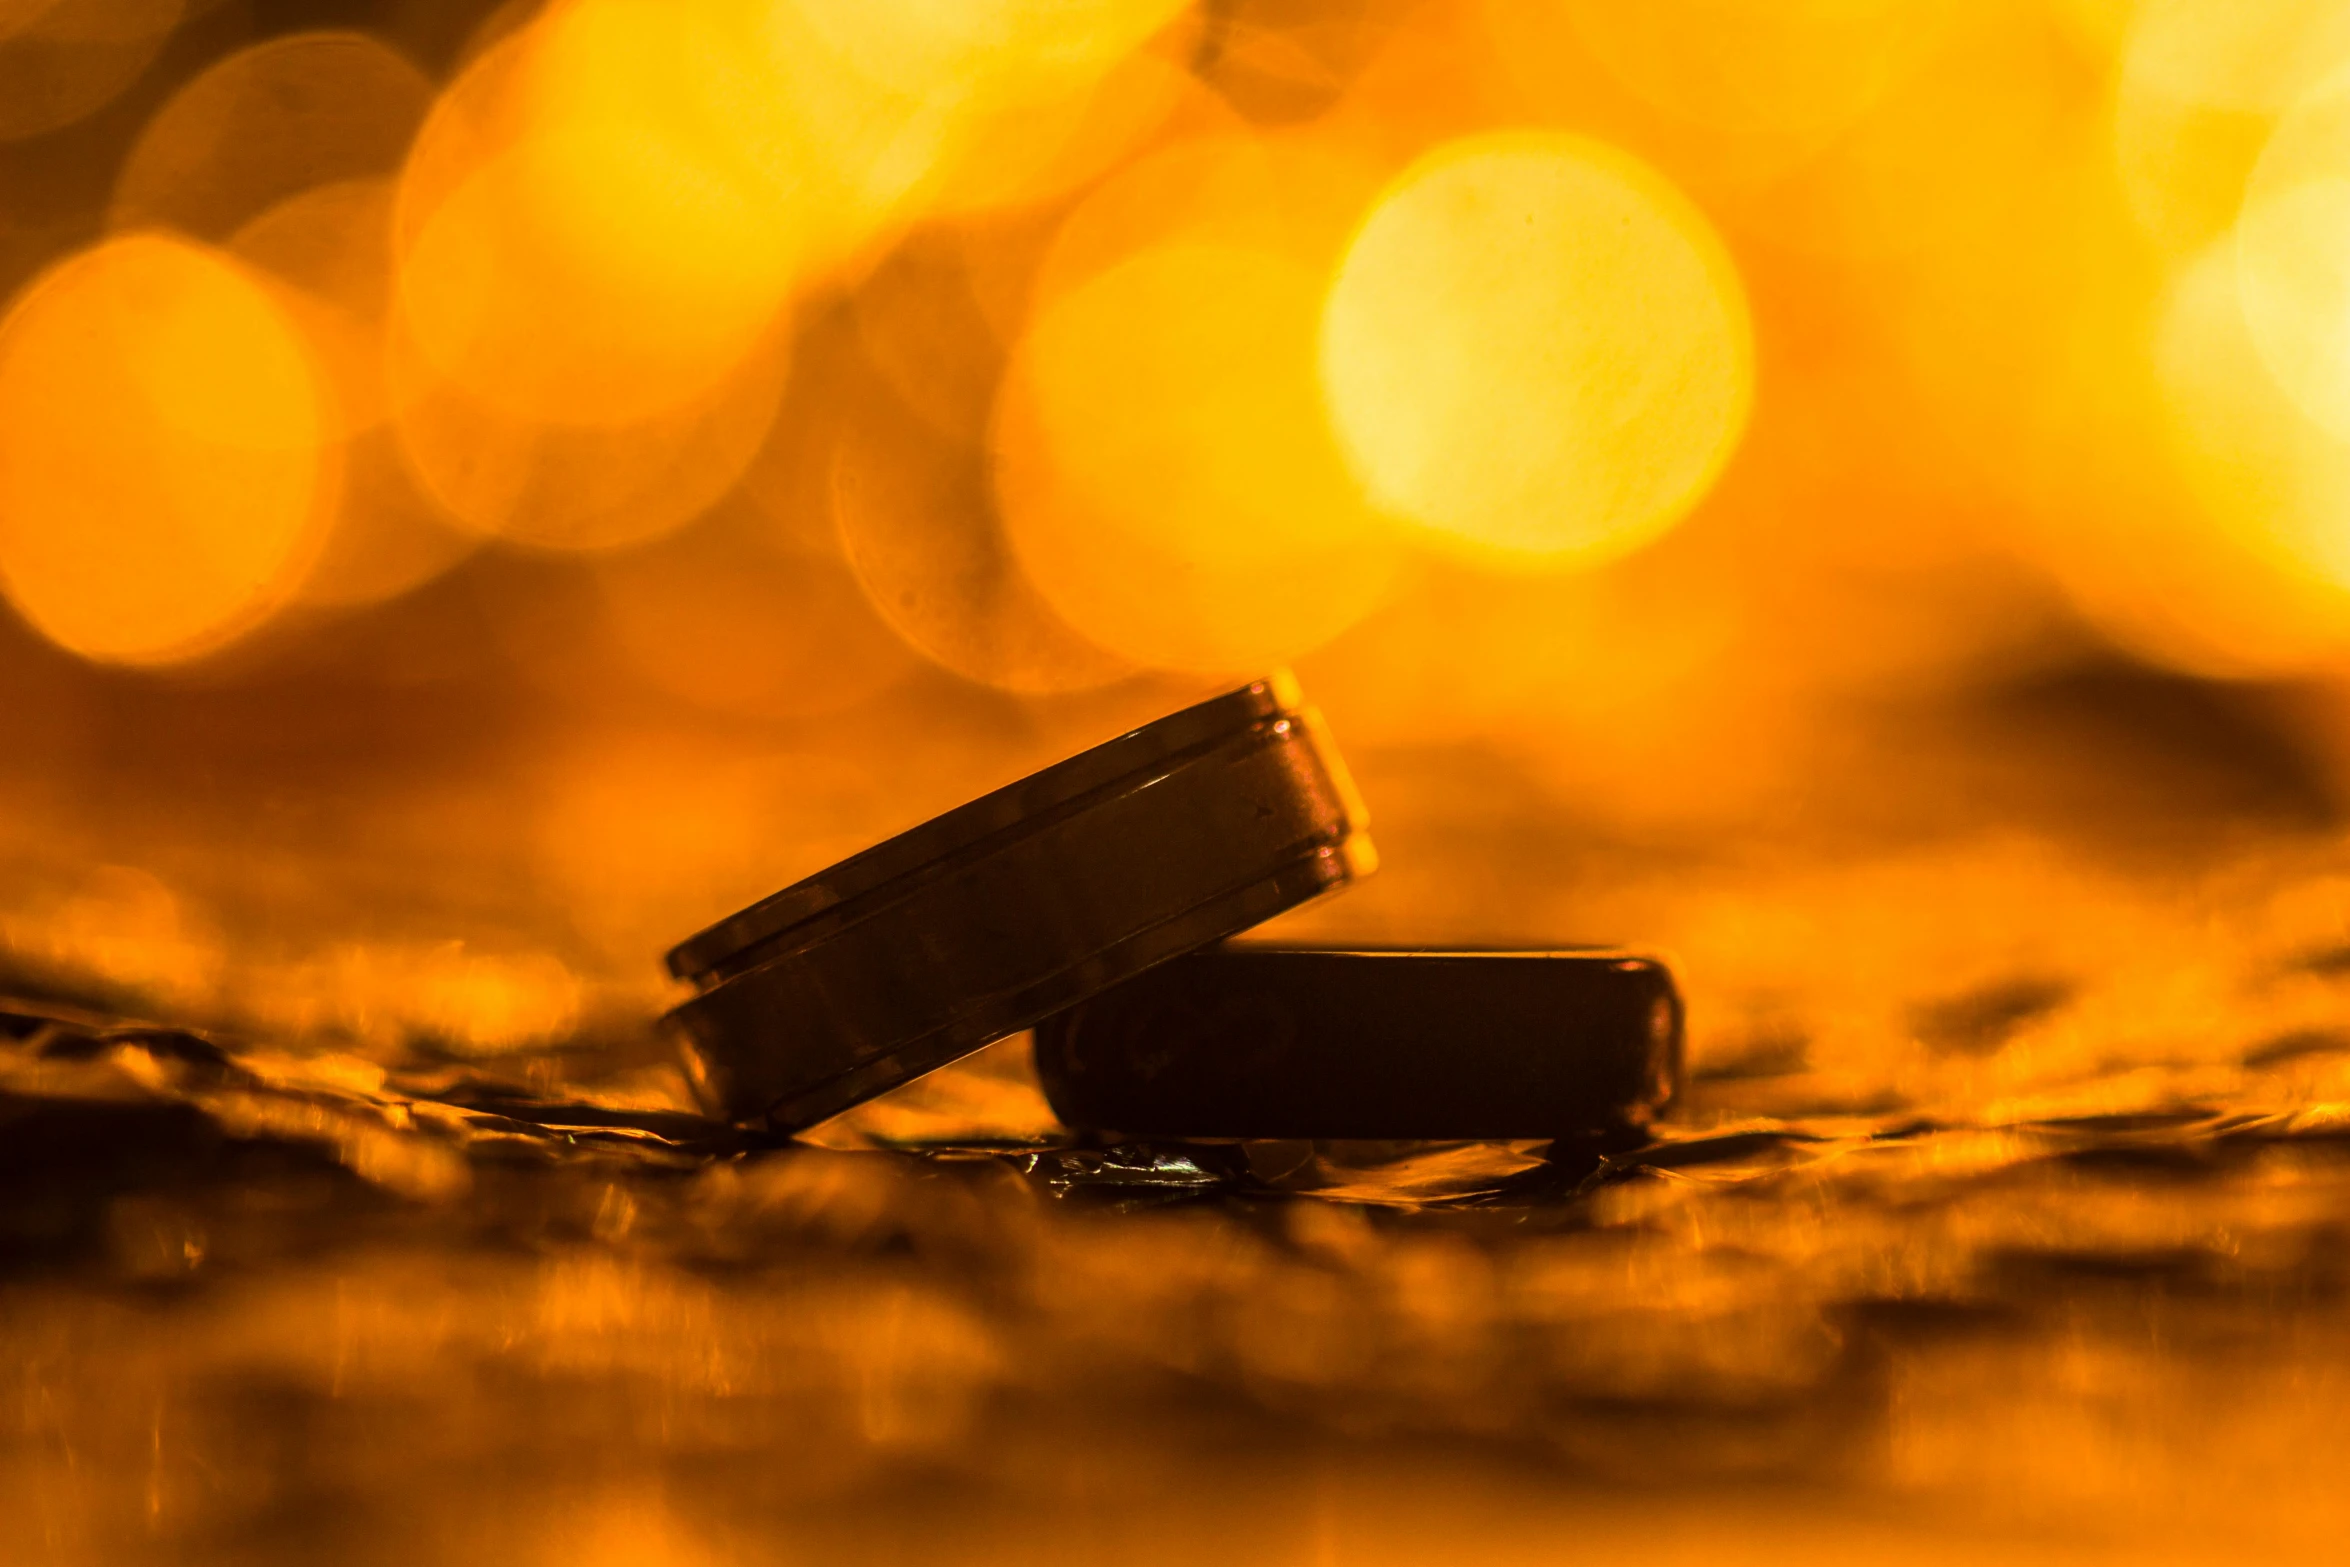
xmin=2238 ymin=62 xmax=2350 ymax=446
xmin=995 ymin=240 xmax=1396 ymax=672
xmin=0 ymin=233 xmax=328 ymax=664
xmin=1319 ymin=131 xmax=1753 ymax=569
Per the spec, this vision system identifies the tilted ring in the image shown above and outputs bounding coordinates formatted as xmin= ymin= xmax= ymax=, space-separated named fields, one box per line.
xmin=665 ymin=674 xmax=1375 ymax=1131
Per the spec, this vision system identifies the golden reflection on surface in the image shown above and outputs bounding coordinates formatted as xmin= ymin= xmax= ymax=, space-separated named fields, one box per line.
xmin=18 ymin=0 xmax=2350 ymax=1559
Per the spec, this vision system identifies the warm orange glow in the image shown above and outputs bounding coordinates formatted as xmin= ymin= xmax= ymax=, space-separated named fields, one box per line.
xmin=3 ymin=0 xmax=2342 ymax=870
xmin=393 ymin=140 xmax=776 ymax=428
xmin=787 ymin=0 xmax=1186 ymax=107
xmin=2137 ymin=237 xmax=2350 ymax=671
xmin=594 ymin=525 xmax=917 ymax=720
xmin=846 ymin=223 xmax=1027 ymax=443
xmin=110 ymin=30 xmax=432 ymax=241
xmin=925 ymin=38 xmax=1200 ymax=219
xmin=2238 ymin=63 xmax=2350 ymax=446
xmin=2113 ymin=0 xmax=2350 ymax=252
xmin=0 ymin=233 xmax=329 ymax=664
xmin=230 ymin=179 xmax=400 ymax=436
xmin=0 ymin=0 xmax=182 ymax=142
xmin=18 ymin=7 xmax=2350 ymax=1553
xmin=0 ymin=864 xmax=221 ymax=1009
xmin=1025 ymin=126 xmax=1381 ymax=306
xmin=2060 ymin=23 xmax=2350 ymax=675
xmin=373 ymin=0 xmax=1000 ymax=556
xmin=1736 ymin=7 xmax=2068 ymax=261
xmin=982 ymin=128 xmax=1399 ymax=673
xmin=1561 ymin=0 xmax=1947 ymax=146
xmin=389 ymin=319 xmax=789 ymax=554
xmin=1321 ymin=131 xmax=1752 ymax=568
xmin=996 ymin=239 xmax=1396 ymax=671
xmin=0 ymin=1 xmax=2341 ymax=768
xmin=390 ymin=14 xmax=793 ymax=430
xmin=224 ymin=178 xmax=484 ymax=608
xmin=830 ymin=362 xmax=1132 ymax=694
xmin=381 ymin=0 xmax=1193 ymax=457
xmin=783 ymin=0 xmax=1197 ymax=219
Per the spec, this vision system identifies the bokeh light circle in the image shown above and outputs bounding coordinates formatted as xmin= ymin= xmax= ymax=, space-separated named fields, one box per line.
xmin=232 ymin=177 xmax=485 ymax=607
xmin=787 ymin=0 xmax=1187 ymax=108
xmin=994 ymin=240 xmax=1396 ymax=672
xmin=2120 ymin=0 xmax=2350 ymax=117
xmin=388 ymin=319 xmax=789 ymax=555
xmin=2238 ymin=62 xmax=2350 ymax=446
xmin=392 ymin=136 xmax=781 ymax=430
xmin=2113 ymin=0 xmax=2350 ymax=252
xmin=2132 ymin=234 xmax=2350 ymax=672
xmin=1320 ymin=131 xmax=1752 ymax=568
xmin=1563 ymin=0 xmax=1947 ymax=145
xmin=0 ymin=234 xmax=329 ymax=664
xmin=388 ymin=4 xmax=800 ymax=431
xmin=829 ymin=359 xmax=1132 ymax=694
xmin=111 ymin=31 xmax=433 ymax=242
xmin=0 ymin=0 xmax=184 ymax=143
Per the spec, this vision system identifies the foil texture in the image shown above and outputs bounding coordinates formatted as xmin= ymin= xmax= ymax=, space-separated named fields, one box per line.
xmin=10 ymin=929 xmax=2350 ymax=1562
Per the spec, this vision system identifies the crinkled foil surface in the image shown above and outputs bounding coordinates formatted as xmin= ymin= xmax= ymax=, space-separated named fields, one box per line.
xmin=13 ymin=0 xmax=2350 ymax=1556
xmin=12 ymin=836 xmax=2350 ymax=1567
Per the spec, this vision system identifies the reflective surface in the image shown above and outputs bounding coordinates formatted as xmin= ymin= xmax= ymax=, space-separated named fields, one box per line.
xmin=12 ymin=0 xmax=2350 ymax=1559
xmin=12 ymin=809 xmax=2350 ymax=1563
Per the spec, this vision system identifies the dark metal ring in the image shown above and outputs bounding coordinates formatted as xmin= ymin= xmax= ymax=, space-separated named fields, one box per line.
xmin=1034 ymin=946 xmax=1682 ymax=1140
xmin=665 ymin=674 xmax=1375 ymax=1131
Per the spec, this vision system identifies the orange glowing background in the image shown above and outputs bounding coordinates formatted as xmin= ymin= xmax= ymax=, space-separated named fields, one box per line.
xmin=6 ymin=0 xmax=2350 ymax=1065
xmin=18 ymin=4 xmax=2350 ymax=1562
xmin=6 ymin=0 xmax=2350 ymax=1061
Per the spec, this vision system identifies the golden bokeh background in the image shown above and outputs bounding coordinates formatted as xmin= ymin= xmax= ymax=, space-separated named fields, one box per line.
xmin=16 ymin=4 xmax=2350 ymax=1558
xmin=12 ymin=0 xmax=2350 ymax=1105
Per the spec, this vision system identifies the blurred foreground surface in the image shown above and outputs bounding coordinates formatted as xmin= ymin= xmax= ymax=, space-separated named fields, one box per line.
xmin=13 ymin=675 xmax=2350 ymax=1565
xmin=18 ymin=0 xmax=2350 ymax=1558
